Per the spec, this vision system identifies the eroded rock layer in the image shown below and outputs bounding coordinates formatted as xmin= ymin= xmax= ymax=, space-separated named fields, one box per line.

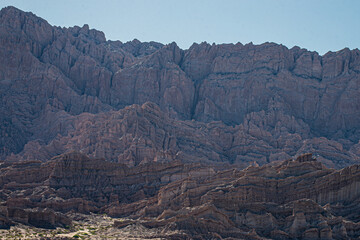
xmin=0 ymin=152 xmax=359 ymax=239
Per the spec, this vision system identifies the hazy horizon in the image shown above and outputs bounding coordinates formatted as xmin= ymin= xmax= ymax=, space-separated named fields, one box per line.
xmin=1 ymin=0 xmax=359 ymax=55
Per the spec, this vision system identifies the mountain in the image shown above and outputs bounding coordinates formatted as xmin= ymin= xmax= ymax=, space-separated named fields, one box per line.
xmin=0 ymin=6 xmax=360 ymax=239
xmin=1 ymin=6 xmax=360 ymax=169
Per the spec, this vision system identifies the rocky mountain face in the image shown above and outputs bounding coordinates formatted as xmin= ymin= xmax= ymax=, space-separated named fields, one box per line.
xmin=0 ymin=6 xmax=360 ymax=169
xmin=7 ymin=101 xmax=360 ymax=170
xmin=0 ymin=152 xmax=359 ymax=239
xmin=1 ymin=6 xmax=360 ymax=239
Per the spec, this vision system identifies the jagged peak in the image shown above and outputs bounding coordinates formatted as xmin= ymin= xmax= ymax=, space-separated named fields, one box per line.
xmin=130 ymin=38 xmax=141 ymax=44
xmin=118 ymin=39 xmax=164 ymax=57
xmin=67 ymin=23 xmax=106 ymax=43
xmin=0 ymin=5 xmax=24 ymax=15
xmin=81 ymin=23 xmax=89 ymax=31
xmin=188 ymin=41 xmax=212 ymax=50
xmin=2 ymin=6 xmax=359 ymax=59
xmin=0 ymin=6 xmax=49 ymax=26
xmin=0 ymin=5 xmax=54 ymax=48
xmin=165 ymin=41 xmax=179 ymax=48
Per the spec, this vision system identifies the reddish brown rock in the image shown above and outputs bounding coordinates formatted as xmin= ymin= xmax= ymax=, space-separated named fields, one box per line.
xmin=0 ymin=151 xmax=212 ymax=228
xmin=0 ymin=152 xmax=359 ymax=238
xmin=117 ymin=154 xmax=360 ymax=239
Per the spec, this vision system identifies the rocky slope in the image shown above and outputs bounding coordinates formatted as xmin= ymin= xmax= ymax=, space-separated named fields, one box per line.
xmin=8 ymin=102 xmax=360 ymax=170
xmin=0 ymin=6 xmax=360 ymax=169
xmin=0 ymin=152 xmax=359 ymax=239
xmin=0 ymin=151 xmax=213 ymax=228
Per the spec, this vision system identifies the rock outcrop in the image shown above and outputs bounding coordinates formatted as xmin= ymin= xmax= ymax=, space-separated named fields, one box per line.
xmin=6 ymin=102 xmax=359 ymax=170
xmin=0 ymin=6 xmax=360 ymax=170
xmin=110 ymin=153 xmax=360 ymax=239
xmin=0 ymin=152 xmax=359 ymax=239
xmin=0 ymin=151 xmax=213 ymax=228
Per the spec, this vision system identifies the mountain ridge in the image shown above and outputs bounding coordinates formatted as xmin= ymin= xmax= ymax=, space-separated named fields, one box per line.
xmin=0 ymin=6 xmax=360 ymax=169
xmin=1 ymin=6 xmax=360 ymax=239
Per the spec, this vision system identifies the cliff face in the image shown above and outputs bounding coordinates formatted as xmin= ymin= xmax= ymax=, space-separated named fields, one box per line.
xmin=1 ymin=5 xmax=360 ymax=239
xmin=6 ymin=102 xmax=359 ymax=170
xmin=1 ymin=6 xmax=360 ymax=169
xmin=0 ymin=152 xmax=359 ymax=239
xmin=0 ymin=151 xmax=213 ymax=228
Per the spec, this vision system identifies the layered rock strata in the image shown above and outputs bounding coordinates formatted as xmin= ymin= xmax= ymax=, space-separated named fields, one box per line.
xmin=0 ymin=152 xmax=359 ymax=239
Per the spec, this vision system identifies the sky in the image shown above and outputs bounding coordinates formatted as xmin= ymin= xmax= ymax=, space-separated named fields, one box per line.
xmin=1 ymin=0 xmax=359 ymax=55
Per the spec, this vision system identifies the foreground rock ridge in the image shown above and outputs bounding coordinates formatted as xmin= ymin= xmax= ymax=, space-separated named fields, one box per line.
xmin=0 ymin=152 xmax=359 ymax=239
xmin=0 ymin=6 xmax=359 ymax=169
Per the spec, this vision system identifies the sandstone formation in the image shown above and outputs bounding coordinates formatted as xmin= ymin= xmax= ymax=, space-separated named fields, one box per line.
xmin=0 ymin=151 xmax=213 ymax=228
xmin=0 ymin=152 xmax=359 ymax=239
xmin=0 ymin=6 xmax=359 ymax=169
xmin=107 ymin=153 xmax=360 ymax=239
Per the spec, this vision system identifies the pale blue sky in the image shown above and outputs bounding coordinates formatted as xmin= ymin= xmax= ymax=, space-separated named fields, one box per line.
xmin=1 ymin=0 xmax=359 ymax=54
